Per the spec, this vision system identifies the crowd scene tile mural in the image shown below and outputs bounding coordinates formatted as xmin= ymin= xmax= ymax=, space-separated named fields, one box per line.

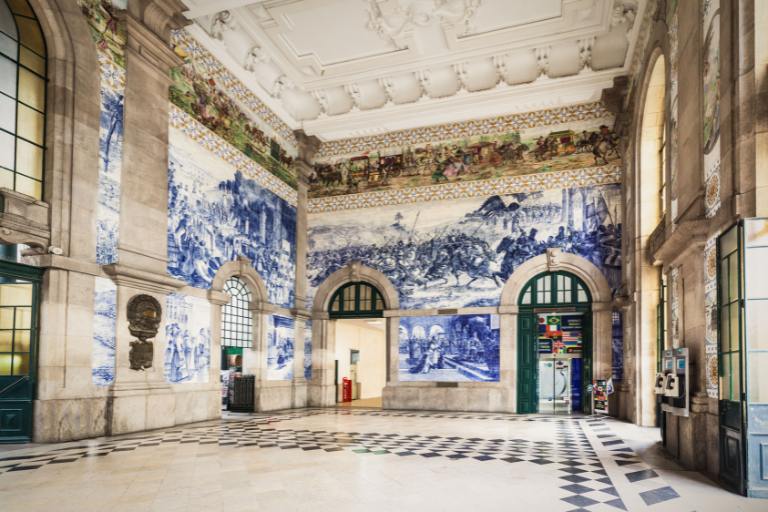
xmin=308 ymin=183 xmax=621 ymax=309
xmin=170 ymin=34 xmax=296 ymax=189
xmin=267 ymin=315 xmax=295 ymax=381
xmin=167 ymin=132 xmax=297 ymax=308
xmin=164 ymin=293 xmax=211 ymax=384
xmin=399 ymin=314 xmax=500 ymax=382
xmin=79 ymin=0 xmax=125 ymax=265
xmin=309 ymin=122 xmax=620 ymax=199
xmin=91 ymin=277 xmax=116 ymax=386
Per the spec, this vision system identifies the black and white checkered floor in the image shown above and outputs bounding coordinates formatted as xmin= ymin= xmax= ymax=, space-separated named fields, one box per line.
xmin=0 ymin=409 xmax=754 ymax=512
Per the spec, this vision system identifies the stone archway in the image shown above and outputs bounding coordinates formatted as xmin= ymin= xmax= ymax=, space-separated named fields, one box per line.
xmin=208 ymin=256 xmax=271 ymax=390
xmin=499 ymin=249 xmax=614 ymax=411
xmin=308 ymin=261 xmax=399 ymax=407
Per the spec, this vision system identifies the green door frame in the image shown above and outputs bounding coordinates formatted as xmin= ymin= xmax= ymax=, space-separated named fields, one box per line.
xmin=516 ymin=271 xmax=593 ymax=414
xmin=0 ymin=260 xmax=43 ymax=443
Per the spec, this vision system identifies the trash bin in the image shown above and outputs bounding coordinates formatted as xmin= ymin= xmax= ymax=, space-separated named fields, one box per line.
xmin=229 ymin=374 xmax=255 ymax=412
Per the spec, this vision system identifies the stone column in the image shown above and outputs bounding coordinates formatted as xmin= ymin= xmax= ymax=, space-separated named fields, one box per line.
xmin=498 ymin=304 xmax=518 ymax=412
xmin=308 ymin=315 xmax=338 ymax=406
xmin=592 ymin=301 xmax=614 ymax=381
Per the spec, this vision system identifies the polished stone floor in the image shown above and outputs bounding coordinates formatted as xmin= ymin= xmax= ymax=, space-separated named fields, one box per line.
xmin=0 ymin=409 xmax=762 ymax=512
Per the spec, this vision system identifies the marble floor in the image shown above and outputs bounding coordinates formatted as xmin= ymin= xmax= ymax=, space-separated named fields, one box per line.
xmin=0 ymin=409 xmax=762 ymax=512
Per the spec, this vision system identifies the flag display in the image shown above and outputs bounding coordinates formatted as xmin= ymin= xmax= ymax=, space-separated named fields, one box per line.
xmin=538 ymin=313 xmax=583 ymax=354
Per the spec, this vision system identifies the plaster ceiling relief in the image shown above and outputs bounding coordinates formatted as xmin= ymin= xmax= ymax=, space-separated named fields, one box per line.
xmin=181 ymin=0 xmax=644 ymax=139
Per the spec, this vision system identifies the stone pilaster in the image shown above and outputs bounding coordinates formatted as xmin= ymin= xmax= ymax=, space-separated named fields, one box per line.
xmin=292 ymin=130 xmax=321 ymax=314
xmin=105 ymin=1 xmax=189 ymax=436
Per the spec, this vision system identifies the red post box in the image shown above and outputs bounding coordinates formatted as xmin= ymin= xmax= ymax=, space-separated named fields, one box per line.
xmin=342 ymin=377 xmax=352 ymax=402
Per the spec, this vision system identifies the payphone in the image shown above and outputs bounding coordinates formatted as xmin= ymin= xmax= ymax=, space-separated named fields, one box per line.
xmin=655 ymin=348 xmax=689 ymax=417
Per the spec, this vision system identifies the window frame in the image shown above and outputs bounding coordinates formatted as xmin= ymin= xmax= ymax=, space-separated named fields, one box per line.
xmin=221 ymin=276 xmax=253 ymax=349
xmin=329 ymin=282 xmax=385 ymax=318
xmin=0 ymin=0 xmax=47 ymax=200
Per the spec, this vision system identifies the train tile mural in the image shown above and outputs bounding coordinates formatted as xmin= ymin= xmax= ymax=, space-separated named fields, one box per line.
xmin=308 ymin=183 xmax=622 ymax=310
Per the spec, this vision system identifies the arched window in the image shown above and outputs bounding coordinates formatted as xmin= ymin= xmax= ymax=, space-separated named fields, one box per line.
xmin=221 ymin=277 xmax=252 ymax=347
xmin=329 ymin=282 xmax=384 ymax=318
xmin=518 ymin=271 xmax=591 ymax=307
xmin=0 ymin=0 xmax=46 ymax=200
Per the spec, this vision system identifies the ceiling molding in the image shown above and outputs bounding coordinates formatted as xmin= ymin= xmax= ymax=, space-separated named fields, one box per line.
xmin=180 ymin=0 xmax=646 ymax=140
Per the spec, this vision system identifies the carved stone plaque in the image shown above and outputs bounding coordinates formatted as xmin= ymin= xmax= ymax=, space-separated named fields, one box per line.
xmin=127 ymin=294 xmax=161 ymax=371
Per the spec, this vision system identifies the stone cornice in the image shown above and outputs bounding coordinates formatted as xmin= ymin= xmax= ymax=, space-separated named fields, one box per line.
xmin=651 ymin=219 xmax=710 ymax=266
xmin=103 ymin=264 xmax=186 ymax=294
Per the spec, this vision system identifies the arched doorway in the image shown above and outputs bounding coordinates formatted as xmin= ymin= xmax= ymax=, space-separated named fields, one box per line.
xmin=516 ymin=271 xmax=592 ymax=414
xmin=329 ymin=281 xmax=386 ymax=407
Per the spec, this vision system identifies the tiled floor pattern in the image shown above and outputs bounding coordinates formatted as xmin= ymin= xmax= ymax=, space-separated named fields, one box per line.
xmin=581 ymin=417 xmax=681 ymax=511
xmin=0 ymin=409 xmax=757 ymax=511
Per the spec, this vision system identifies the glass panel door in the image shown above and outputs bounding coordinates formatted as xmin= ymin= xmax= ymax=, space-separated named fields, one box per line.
xmin=0 ymin=262 xmax=40 ymax=443
xmin=717 ymin=224 xmax=745 ymax=494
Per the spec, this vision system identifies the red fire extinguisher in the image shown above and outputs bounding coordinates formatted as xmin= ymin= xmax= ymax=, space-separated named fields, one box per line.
xmin=342 ymin=377 xmax=352 ymax=402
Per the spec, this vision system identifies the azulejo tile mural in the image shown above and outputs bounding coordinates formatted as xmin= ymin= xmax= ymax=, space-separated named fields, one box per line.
xmin=308 ymin=184 xmax=622 ymax=309
xmin=167 ymin=130 xmax=297 ymax=308
xmin=704 ymin=233 xmax=720 ymax=399
xmin=170 ymin=32 xmax=296 ymax=188
xmin=170 ymin=106 xmax=297 ymax=206
xmin=304 ymin=319 xmax=312 ymax=380
xmin=267 ymin=315 xmax=295 ymax=381
xmin=79 ymin=0 xmax=125 ymax=265
xmin=399 ymin=314 xmax=500 ymax=382
xmin=164 ymin=293 xmax=211 ymax=384
xmin=91 ymin=276 xmax=116 ymax=386
xmin=310 ymin=122 xmax=621 ymax=199
xmin=702 ymin=0 xmax=721 ymax=218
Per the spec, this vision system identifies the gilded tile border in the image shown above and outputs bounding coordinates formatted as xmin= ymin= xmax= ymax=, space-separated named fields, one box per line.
xmin=170 ymin=105 xmax=298 ymax=207
xmin=307 ymin=165 xmax=621 ymax=213
xmin=316 ymin=102 xmax=613 ymax=159
xmin=171 ymin=30 xmax=297 ymax=151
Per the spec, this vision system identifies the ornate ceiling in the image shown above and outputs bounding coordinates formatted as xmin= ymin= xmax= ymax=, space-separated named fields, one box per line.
xmin=180 ymin=0 xmax=643 ymax=140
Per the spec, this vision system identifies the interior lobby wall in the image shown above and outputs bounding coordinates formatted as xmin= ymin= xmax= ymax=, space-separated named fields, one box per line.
xmin=334 ymin=320 xmax=386 ymax=400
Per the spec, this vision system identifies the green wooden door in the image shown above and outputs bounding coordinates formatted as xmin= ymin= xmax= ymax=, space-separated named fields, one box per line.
xmin=0 ymin=261 xmax=42 ymax=443
xmin=517 ymin=313 xmax=538 ymax=413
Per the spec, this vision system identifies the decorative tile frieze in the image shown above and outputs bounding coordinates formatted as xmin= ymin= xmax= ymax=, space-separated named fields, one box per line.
xmin=170 ymin=29 xmax=297 ymax=151
xmin=703 ymin=233 xmax=720 ymax=399
xmin=307 ymin=165 xmax=621 ymax=213
xmin=316 ymin=102 xmax=613 ymax=159
xmin=170 ymin=105 xmax=297 ymax=206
